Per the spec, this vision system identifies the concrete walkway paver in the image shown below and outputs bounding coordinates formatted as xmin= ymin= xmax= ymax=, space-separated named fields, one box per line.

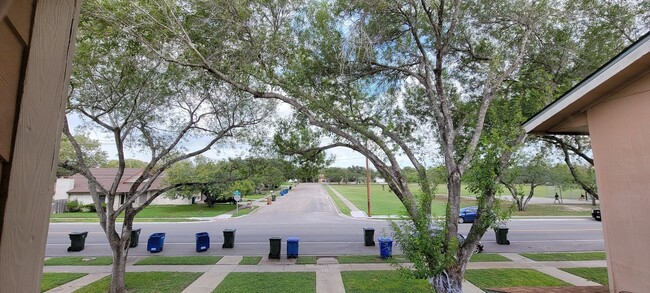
xmin=42 ymin=252 xmax=609 ymax=292
xmin=181 ymin=271 xmax=229 ymax=293
xmin=217 ymin=255 xmax=242 ymax=265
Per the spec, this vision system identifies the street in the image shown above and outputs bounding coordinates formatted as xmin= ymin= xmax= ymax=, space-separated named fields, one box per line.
xmin=45 ymin=183 xmax=604 ymax=257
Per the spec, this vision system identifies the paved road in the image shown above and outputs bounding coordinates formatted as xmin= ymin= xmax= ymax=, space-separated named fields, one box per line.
xmin=45 ymin=183 xmax=604 ymax=257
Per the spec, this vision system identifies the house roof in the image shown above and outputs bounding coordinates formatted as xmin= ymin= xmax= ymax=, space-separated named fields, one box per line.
xmin=523 ymin=31 xmax=650 ymax=134
xmin=67 ymin=168 xmax=164 ymax=194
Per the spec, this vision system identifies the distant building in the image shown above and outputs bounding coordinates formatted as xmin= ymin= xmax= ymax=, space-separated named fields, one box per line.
xmin=375 ymin=177 xmax=386 ymax=184
xmin=56 ymin=168 xmax=192 ymax=207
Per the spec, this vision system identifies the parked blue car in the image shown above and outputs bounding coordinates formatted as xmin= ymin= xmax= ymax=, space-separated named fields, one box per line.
xmin=459 ymin=206 xmax=478 ymax=223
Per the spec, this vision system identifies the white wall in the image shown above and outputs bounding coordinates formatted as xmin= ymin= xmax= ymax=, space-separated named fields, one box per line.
xmin=54 ymin=178 xmax=74 ymax=200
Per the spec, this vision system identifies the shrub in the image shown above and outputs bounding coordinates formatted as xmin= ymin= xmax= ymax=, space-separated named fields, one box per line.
xmin=65 ymin=200 xmax=81 ymax=212
xmin=84 ymin=204 xmax=97 ymax=212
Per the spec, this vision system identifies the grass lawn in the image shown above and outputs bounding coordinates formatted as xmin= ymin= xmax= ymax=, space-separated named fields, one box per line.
xmin=239 ymin=256 xmax=262 ymax=265
xmin=75 ymin=272 xmax=201 ymax=293
xmin=325 ymin=186 xmax=352 ymax=216
xmin=341 ymin=270 xmax=431 ymax=293
xmin=214 ymin=272 xmax=316 ymax=293
xmin=337 ymin=255 xmax=409 ymax=264
xmin=469 ymin=253 xmax=512 ymax=262
xmin=512 ymin=204 xmax=597 ymax=217
xmin=521 ymin=252 xmax=606 ymax=261
xmin=44 ymin=256 xmax=113 ymax=266
xmin=135 ymin=256 xmax=222 ymax=265
xmin=328 ymin=184 xmax=476 ymax=216
xmin=50 ymin=204 xmax=236 ymax=222
xmin=232 ymin=206 xmax=257 ymax=217
xmin=41 ymin=273 xmax=86 ymax=292
xmin=561 ymin=267 xmax=609 ymax=285
xmin=464 ymin=269 xmax=571 ymax=289
xmin=295 ymin=256 xmax=318 ymax=264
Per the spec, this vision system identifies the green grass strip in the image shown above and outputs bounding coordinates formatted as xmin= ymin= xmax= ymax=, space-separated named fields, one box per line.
xmin=464 ymin=269 xmax=571 ymax=290
xmin=75 ymin=272 xmax=201 ymax=293
xmin=41 ymin=273 xmax=86 ymax=292
xmin=341 ymin=270 xmax=431 ymax=293
xmin=337 ymin=255 xmax=409 ymax=264
xmin=214 ymin=272 xmax=316 ymax=293
xmin=325 ymin=186 xmax=352 ymax=216
xmin=469 ymin=253 xmax=512 ymax=262
xmin=239 ymin=256 xmax=262 ymax=265
xmin=295 ymin=256 xmax=318 ymax=264
xmin=135 ymin=256 xmax=222 ymax=265
xmin=44 ymin=256 xmax=113 ymax=266
xmin=521 ymin=252 xmax=606 ymax=261
xmin=561 ymin=267 xmax=609 ymax=285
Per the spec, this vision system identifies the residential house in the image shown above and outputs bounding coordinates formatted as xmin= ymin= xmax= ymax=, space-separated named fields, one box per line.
xmin=57 ymin=168 xmax=193 ymax=208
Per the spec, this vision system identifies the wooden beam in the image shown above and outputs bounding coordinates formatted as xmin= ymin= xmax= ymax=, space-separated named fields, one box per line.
xmin=0 ymin=0 xmax=81 ymax=292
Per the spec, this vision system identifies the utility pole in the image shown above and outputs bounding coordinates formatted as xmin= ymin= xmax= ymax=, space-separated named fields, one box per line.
xmin=366 ymin=155 xmax=371 ymax=217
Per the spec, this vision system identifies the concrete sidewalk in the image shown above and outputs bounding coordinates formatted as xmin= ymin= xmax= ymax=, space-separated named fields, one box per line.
xmin=44 ymin=252 xmax=606 ymax=293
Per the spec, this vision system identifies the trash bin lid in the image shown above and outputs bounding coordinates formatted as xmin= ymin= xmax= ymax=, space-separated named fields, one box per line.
xmin=363 ymin=227 xmax=375 ymax=231
xmin=270 ymin=237 xmax=282 ymax=240
xmin=287 ymin=237 xmax=299 ymax=243
xmin=69 ymin=232 xmax=88 ymax=236
xmin=224 ymin=228 xmax=236 ymax=232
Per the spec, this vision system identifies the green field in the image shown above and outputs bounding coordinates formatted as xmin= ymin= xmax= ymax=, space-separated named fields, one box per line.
xmin=561 ymin=267 xmax=609 ymax=285
xmin=50 ymin=204 xmax=236 ymax=222
xmin=44 ymin=256 xmax=113 ymax=266
xmin=135 ymin=256 xmax=222 ymax=265
xmin=329 ymin=184 xmax=596 ymax=216
xmin=41 ymin=273 xmax=86 ymax=292
xmin=341 ymin=270 xmax=431 ymax=293
xmin=521 ymin=252 xmax=606 ymax=261
xmin=75 ymin=272 xmax=201 ymax=293
xmin=464 ymin=269 xmax=571 ymax=289
xmin=328 ymin=184 xmax=475 ymax=216
xmin=214 ymin=272 xmax=316 ymax=293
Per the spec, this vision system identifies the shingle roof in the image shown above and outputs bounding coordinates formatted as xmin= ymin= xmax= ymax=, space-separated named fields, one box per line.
xmin=66 ymin=168 xmax=164 ymax=194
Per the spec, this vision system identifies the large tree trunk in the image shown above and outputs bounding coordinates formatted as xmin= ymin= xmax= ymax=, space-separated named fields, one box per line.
xmin=109 ymin=238 xmax=129 ymax=293
xmin=430 ymin=266 xmax=464 ymax=293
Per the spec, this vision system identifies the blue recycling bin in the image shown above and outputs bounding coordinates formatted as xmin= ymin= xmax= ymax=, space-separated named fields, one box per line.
xmin=195 ymin=232 xmax=210 ymax=252
xmin=379 ymin=237 xmax=393 ymax=259
xmin=287 ymin=237 xmax=299 ymax=258
xmin=147 ymin=233 xmax=166 ymax=253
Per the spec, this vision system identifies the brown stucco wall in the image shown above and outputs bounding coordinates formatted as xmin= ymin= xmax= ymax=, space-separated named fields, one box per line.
xmin=587 ymin=71 xmax=650 ymax=292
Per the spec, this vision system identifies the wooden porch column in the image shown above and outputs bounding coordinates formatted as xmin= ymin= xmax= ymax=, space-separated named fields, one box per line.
xmin=0 ymin=0 xmax=81 ymax=292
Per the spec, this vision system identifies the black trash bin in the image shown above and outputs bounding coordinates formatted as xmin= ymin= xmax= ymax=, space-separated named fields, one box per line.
xmin=269 ymin=237 xmax=282 ymax=259
xmin=129 ymin=228 xmax=141 ymax=248
xmin=363 ymin=228 xmax=375 ymax=246
xmin=494 ymin=227 xmax=510 ymax=245
xmin=222 ymin=229 xmax=236 ymax=248
xmin=271 ymin=194 xmax=276 ymax=201
xmin=67 ymin=232 xmax=88 ymax=252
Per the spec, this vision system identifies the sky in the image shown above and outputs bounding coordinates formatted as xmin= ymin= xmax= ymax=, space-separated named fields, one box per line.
xmin=67 ymin=105 xmax=410 ymax=168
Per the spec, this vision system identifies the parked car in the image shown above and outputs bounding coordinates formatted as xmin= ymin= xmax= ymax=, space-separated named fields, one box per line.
xmin=458 ymin=206 xmax=478 ymax=223
xmin=592 ymin=209 xmax=601 ymax=221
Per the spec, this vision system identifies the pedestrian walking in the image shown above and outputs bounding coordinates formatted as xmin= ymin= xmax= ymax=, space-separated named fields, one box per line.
xmin=554 ymin=193 xmax=560 ymax=203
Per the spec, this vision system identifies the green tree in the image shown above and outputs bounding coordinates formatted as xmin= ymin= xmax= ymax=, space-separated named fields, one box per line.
xmin=62 ymin=2 xmax=272 ymax=291
xmin=102 ymin=159 xmax=148 ymax=168
xmin=500 ymin=150 xmax=552 ymax=211
xmin=58 ymin=135 xmax=107 ymax=177
xmin=106 ymin=0 xmax=649 ymax=291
